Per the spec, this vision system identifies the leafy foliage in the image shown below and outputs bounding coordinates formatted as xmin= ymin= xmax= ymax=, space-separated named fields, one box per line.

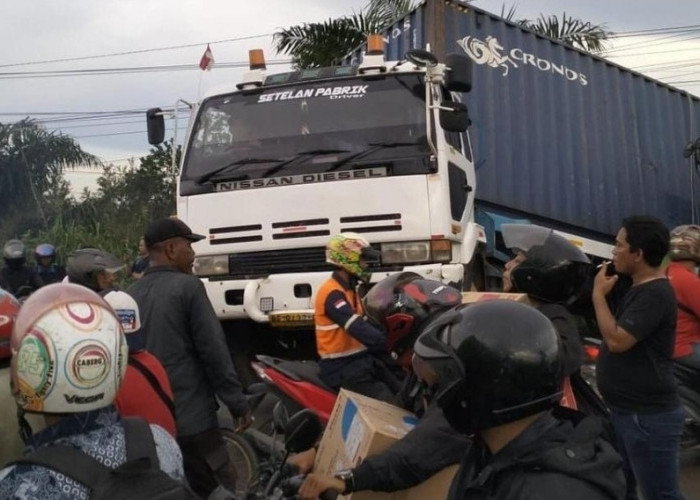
xmin=0 ymin=119 xmax=96 ymax=238
xmin=0 ymin=122 xmax=178 ymax=288
xmin=501 ymin=8 xmax=612 ymax=53
xmin=275 ymin=0 xmax=417 ymax=68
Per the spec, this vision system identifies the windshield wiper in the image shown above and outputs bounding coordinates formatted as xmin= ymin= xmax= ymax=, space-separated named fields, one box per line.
xmin=260 ymin=148 xmax=349 ymax=178
xmin=196 ymin=157 xmax=281 ymax=184
xmin=326 ymin=142 xmax=423 ymax=172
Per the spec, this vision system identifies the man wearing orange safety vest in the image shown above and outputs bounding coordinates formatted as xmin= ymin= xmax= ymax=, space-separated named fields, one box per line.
xmin=315 ymin=233 xmax=399 ymax=402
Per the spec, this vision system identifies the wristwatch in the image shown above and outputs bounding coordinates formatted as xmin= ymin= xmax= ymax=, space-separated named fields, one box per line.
xmin=334 ymin=469 xmax=356 ymax=494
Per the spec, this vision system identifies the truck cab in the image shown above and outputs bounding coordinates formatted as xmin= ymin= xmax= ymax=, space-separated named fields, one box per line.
xmin=148 ymin=43 xmax=483 ymax=328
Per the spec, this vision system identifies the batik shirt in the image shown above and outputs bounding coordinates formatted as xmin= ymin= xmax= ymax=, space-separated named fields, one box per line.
xmin=0 ymin=405 xmax=184 ymax=500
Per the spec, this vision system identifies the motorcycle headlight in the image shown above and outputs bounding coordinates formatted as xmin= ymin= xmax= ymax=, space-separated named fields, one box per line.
xmin=193 ymin=255 xmax=230 ymax=277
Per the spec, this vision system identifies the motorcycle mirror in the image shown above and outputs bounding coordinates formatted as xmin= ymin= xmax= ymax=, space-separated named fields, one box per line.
xmin=284 ymin=409 xmax=322 ymax=454
xmin=272 ymin=401 xmax=289 ymax=433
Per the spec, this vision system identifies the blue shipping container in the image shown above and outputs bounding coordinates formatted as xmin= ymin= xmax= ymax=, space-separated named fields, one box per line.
xmin=357 ymin=0 xmax=700 ymax=238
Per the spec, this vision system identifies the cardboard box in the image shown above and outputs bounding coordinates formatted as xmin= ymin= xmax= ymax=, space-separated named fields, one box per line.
xmin=314 ymin=389 xmax=458 ymax=500
xmin=461 ymin=291 xmax=531 ymax=305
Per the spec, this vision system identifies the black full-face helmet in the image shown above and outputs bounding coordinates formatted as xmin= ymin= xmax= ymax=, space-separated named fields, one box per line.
xmin=3 ymin=240 xmax=26 ymax=268
xmin=414 ymin=300 xmax=563 ymax=434
xmin=502 ymin=224 xmax=591 ymax=305
xmin=363 ymin=272 xmax=462 ymax=359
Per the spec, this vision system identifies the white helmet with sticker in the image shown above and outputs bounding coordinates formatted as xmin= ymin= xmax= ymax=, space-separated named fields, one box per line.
xmin=10 ymin=283 xmax=128 ymax=413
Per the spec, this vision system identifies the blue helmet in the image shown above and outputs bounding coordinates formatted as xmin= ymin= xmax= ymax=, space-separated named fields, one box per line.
xmin=35 ymin=243 xmax=56 ymax=260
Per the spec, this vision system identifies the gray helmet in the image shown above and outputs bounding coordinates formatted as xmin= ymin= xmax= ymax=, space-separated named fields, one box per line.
xmin=66 ymin=248 xmax=124 ymax=290
xmin=3 ymin=240 xmax=26 ymax=261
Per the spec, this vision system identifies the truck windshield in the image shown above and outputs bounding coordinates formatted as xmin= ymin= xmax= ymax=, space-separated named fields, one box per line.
xmin=183 ymin=74 xmax=431 ymax=184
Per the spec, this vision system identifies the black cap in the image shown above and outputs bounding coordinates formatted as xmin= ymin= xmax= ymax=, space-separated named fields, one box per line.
xmin=144 ymin=218 xmax=205 ymax=247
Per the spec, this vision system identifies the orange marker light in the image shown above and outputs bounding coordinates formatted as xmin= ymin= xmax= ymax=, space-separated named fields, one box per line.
xmin=367 ymin=34 xmax=384 ymax=55
xmin=249 ymin=49 xmax=266 ymax=70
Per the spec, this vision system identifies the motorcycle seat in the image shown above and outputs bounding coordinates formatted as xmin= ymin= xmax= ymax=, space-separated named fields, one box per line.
xmin=257 ymin=355 xmax=336 ymax=393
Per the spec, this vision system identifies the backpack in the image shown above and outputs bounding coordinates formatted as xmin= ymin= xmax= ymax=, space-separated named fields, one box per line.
xmin=10 ymin=417 xmax=200 ymax=500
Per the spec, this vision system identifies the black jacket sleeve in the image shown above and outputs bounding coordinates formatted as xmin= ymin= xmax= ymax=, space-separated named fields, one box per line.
xmin=324 ymin=290 xmax=386 ymax=349
xmin=187 ymin=279 xmax=250 ymax=416
xmin=352 ymin=405 xmax=469 ymax=492
xmin=538 ymin=303 xmax=583 ymax=376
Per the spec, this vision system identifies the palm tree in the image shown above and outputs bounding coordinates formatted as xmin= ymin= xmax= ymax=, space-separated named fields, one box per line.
xmin=0 ymin=119 xmax=96 ymax=234
xmin=502 ymin=8 xmax=612 ymax=53
xmin=276 ymin=1 xmax=611 ymax=69
xmin=274 ymin=0 xmax=416 ymax=69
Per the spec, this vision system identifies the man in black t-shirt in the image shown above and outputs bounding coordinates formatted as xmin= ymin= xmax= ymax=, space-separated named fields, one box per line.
xmin=593 ymin=215 xmax=684 ymax=500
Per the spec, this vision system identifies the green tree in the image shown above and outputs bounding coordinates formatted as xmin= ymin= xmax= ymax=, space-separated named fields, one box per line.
xmin=502 ymin=7 xmax=612 ymax=53
xmin=274 ymin=0 xmax=416 ymax=68
xmin=0 ymin=119 xmax=96 ymax=238
xmin=276 ymin=1 xmax=611 ymax=69
xmin=26 ymin=141 xmax=179 ymax=288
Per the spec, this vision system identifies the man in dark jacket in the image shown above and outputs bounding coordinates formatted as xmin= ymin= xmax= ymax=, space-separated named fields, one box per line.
xmin=128 ymin=217 xmax=251 ymax=498
xmin=415 ymin=300 xmax=626 ymax=500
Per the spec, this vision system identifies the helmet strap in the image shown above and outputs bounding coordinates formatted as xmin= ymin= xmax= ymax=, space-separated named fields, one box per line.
xmin=17 ymin=408 xmax=34 ymax=445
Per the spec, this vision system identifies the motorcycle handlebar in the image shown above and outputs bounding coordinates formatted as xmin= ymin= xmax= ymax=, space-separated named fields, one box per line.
xmin=319 ymin=489 xmax=340 ymax=500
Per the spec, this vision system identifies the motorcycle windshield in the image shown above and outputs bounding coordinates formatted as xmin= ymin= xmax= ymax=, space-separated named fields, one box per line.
xmin=363 ymin=272 xmax=423 ymax=325
xmin=501 ymin=224 xmax=590 ymax=264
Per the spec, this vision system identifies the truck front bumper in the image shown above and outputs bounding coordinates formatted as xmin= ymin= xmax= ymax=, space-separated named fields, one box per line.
xmin=203 ymin=263 xmax=465 ymax=325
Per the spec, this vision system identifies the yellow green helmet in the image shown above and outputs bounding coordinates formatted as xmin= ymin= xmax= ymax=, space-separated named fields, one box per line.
xmin=325 ymin=233 xmax=380 ymax=282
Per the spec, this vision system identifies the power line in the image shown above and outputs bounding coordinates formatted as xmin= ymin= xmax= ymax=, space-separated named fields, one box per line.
xmin=606 ymin=45 xmax=700 ymax=58
xmin=603 ymin=32 xmax=700 ymax=55
xmin=614 ymin=25 xmax=700 ymax=37
xmin=0 ymin=33 xmax=274 ymax=69
xmin=0 ymin=59 xmax=291 ymax=80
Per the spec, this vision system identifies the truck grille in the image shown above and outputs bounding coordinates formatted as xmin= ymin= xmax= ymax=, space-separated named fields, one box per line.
xmin=225 ymin=245 xmax=389 ymax=279
xmin=228 ymin=247 xmax=332 ymax=279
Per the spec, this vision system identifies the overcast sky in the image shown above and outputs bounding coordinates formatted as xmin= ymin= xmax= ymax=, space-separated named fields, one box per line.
xmin=2 ymin=0 xmax=699 ymax=192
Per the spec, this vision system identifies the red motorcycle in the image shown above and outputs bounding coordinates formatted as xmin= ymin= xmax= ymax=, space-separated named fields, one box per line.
xmin=252 ymin=272 xmax=463 ymax=423
xmin=253 ymin=274 xmax=610 ymax=423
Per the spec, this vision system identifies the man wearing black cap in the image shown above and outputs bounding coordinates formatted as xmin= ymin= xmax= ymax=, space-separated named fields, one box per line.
xmin=128 ymin=217 xmax=251 ymax=498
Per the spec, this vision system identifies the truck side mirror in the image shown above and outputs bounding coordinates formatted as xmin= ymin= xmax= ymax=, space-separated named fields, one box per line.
xmin=444 ymin=53 xmax=472 ymax=93
xmin=440 ymin=101 xmax=470 ymax=132
xmin=146 ymin=108 xmax=165 ymax=145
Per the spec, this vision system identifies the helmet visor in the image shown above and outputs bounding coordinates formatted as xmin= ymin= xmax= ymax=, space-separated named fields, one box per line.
xmin=360 ymin=246 xmax=381 ymax=265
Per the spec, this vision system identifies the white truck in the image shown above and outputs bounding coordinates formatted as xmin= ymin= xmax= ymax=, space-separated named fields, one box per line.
xmin=147 ymin=42 xmax=487 ymax=335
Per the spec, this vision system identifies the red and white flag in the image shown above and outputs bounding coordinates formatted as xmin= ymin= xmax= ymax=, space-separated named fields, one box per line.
xmin=199 ymin=44 xmax=214 ymax=71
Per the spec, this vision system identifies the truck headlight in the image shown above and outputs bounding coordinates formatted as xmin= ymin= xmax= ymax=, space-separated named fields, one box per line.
xmin=380 ymin=240 xmax=452 ymax=265
xmin=193 ymin=255 xmax=230 ymax=276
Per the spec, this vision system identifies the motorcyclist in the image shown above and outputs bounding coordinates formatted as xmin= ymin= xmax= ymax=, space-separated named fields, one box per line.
xmin=0 ymin=239 xmax=43 ymax=299
xmin=65 ymin=247 xmax=125 ymax=293
xmin=298 ymin=226 xmax=605 ymax=499
xmin=298 ymin=275 xmax=467 ymax=499
xmin=666 ymin=224 xmax=700 ymax=370
xmin=34 ymin=243 xmax=65 ymax=285
xmin=314 ymin=233 xmax=398 ymax=402
xmin=500 ymin=223 xmax=608 ymax=415
xmin=413 ymin=300 xmax=626 ymax=500
xmin=0 ymin=283 xmax=187 ymax=498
